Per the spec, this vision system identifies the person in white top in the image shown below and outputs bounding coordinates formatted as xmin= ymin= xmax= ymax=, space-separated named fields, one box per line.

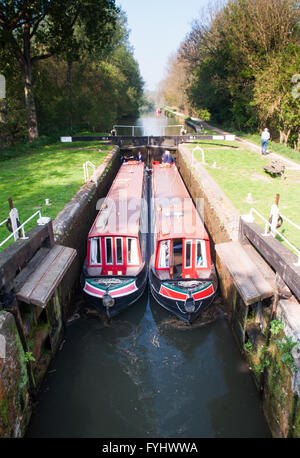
xmin=261 ymin=128 xmax=270 ymax=155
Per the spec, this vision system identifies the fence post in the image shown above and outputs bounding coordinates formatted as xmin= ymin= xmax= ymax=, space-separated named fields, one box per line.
xmin=9 ymin=208 xmax=20 ymax=241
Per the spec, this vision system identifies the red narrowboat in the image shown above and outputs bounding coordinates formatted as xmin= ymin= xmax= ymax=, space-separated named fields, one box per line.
xmin=82 ymin=161 xmax=148 ymax=318
xmin=149 ymin=163 xmax=218 ymax=323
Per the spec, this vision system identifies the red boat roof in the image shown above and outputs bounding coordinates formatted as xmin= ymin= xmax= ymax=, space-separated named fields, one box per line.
xmin=152 ymin=163 xmax=209 ymax=241
xmin=89 ymin=162 xmax=144 ymax=238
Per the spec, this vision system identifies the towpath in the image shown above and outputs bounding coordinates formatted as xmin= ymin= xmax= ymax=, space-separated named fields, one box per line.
xmin=202 ymin=121 xmax=300 ymax=171
xmin=166 ymin=107 xmax=300 ymax=171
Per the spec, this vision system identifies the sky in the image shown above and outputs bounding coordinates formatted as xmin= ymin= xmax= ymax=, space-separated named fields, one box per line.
xmin=116 ymin=0 xmax=212 ymax=92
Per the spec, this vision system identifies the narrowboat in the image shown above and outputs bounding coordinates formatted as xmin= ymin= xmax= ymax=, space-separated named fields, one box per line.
xmin=149 ymin=162 xmax=218 ymax=323
xmin=81 ymin=161 xmax=148 ymax=318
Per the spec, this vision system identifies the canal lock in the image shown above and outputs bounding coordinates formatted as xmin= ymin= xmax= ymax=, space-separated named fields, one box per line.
xmin=0 ymin=143 xmax=299 ymax=438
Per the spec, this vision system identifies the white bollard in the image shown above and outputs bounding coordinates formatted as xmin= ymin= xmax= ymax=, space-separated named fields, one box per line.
xmin=246 ymin=193 xmax=253 ymax=203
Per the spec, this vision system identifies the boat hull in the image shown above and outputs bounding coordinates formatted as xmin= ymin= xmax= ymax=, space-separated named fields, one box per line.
xmin=81 ymin=262 xmax=148 ymax=319
xmin=149 ymin=268 xmax=217 ymax=324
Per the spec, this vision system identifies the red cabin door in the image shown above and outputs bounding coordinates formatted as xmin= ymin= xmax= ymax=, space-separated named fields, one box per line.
xmin=101 ymin=237 xmax=126 ymax=276
xmin=182 ymin=239 xmax=195 ymax=278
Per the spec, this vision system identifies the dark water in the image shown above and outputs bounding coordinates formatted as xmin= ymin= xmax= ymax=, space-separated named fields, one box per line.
xmin=26 ymin=290 xmax=270 ymax=438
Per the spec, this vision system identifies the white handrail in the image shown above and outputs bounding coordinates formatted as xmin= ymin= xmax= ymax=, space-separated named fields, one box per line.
xmin=280 ymin=213 xmax=300 ymax=231
xmin=0 ymin=211 xmax=42 ymax=248
xmin=0 ymin=218 xmax=8 ymax=227
xmin=113 ymin=125 xmax=144 ymax=136
xmin=244 ymin=208 xmax=300 ymax=265
xmin=192 ymin=145 xmax=205 ymax=164
xmin=83 ymin=161 xmax=96 ymax=183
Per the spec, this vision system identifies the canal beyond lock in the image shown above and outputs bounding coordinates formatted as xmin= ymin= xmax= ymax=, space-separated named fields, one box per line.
xmin=26 ymin=112 xmax=271 ymax=438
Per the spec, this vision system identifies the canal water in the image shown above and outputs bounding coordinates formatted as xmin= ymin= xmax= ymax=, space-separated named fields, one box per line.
xmin=26 ymin=112 xmax=271 ymax=438
xmin=114 ymin=110 xmax=195 ymax=137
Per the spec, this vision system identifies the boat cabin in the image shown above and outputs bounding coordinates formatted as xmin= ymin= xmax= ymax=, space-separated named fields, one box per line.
xmin=152 ymin=163 xmax=211 ymax=280
xmin=86 ymin=162 xmax=146 ymax=277
xmin=155 ymin=236 xmax=211 ymax=280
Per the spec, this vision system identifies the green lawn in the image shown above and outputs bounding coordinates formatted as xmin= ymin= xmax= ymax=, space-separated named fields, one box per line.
xmin=0 ymin=138 xmax=114 ymax=251
xmin=186 ymin=140 xmax=300 ymax=254
xmin=212 ymin=127 xmax=300 ymax=165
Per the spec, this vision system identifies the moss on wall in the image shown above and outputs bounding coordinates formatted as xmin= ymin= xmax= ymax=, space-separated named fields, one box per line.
xmin=0 ymin=311 xmax=30 ymax=437
xmin=243 ymin=316 xmax=299 ymax=437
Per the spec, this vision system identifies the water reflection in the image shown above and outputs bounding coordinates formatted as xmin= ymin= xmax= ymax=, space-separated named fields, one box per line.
xmin=116 ymin=111 xmax=192 ymax=137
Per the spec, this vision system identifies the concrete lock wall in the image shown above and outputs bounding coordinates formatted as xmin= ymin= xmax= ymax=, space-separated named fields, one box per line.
xmin=0 ymin=146 xmax=120 ymax=437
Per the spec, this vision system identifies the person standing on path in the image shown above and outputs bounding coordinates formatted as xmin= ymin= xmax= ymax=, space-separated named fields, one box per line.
xmin=261 ymin=128 xmax=270 ymax=155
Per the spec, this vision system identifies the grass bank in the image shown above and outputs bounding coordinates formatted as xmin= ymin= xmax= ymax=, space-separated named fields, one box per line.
xmin=186 ymin=140 xmax=300 ymax=252
xmin=163 ymin=106 xmax=300 ymax=164
xmin=0 ymin=135 xmax=114 ymax=252
xmin=211 ymin=125 xmax=300 ymax=165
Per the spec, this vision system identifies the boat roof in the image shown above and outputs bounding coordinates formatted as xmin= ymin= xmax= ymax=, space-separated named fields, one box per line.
xmin=89 ymin=162 xmax=144 ymax=238
xmin=152 ymin=163 xmax=209 ymax=241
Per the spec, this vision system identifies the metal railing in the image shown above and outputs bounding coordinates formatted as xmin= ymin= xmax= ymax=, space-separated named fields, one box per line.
xmin=0 ymin=217 xmax=8 ymax=227
xmin=112 ymin=124 xmax=185 ymax=137
xmin=113 ymin=125 xmax=144 ymax=136
xmin=83 ymin=161 xmax=96 ymax=183
xmin=243 ymin=207 xmax=300 ymax=265
xmin=0 ymin=210 xmax=43 ymax=248
xmin=192 ymin=145 xmax=205 ymax=164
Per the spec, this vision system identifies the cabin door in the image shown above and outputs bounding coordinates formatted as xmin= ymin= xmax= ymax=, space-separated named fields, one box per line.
xmin=182 ymin=239 xmax=195 ymax=278
xmin=171 ymin=238 xmax=183 ymax=278
xmin=102 ymin=237 xmax=126 ymax=276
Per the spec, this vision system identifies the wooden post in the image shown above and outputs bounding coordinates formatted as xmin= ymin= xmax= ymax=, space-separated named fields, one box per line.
xmin=47 ymin=220 xmax=55 ymax=247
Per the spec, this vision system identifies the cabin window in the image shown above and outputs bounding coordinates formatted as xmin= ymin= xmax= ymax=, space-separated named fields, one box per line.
xmin=127 ymin=238 xmax=139 ymax=265
xmin=185 ymin=240 xmax=192 ymax=268
xmin=105 ymin=237 xmax=113 ymax=264
xmin=159 ymin=240 xmax=170 ymax=268
xmin=196 ymin=240 xmax=207 ymax=268
xmin=116 ymin=237 xmax=123 ymax=265
xmin=90 ymin=237 xmax=101 ymax=265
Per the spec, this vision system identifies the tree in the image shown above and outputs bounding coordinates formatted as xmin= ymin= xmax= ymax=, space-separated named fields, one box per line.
xmin=253 ymin=44 xmax=300 ymax=147
xmin=177 ymin=0 xmax=300 ymax=132
xmin=24 ymin=7 xmax=144 ymax=135
xmin=0 ymin=0 xmax=118 ymax=141
xmin=159 ymin=53 xmax=190 ymax=113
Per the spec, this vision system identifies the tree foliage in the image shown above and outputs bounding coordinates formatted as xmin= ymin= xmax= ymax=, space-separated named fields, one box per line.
xmin=160 ymin=0 xmax=300 ymax=149
xmin=159 ymin=53 xmax=190 ymax=113
xmin=0 ymin=1 xmax=144 ymax=145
